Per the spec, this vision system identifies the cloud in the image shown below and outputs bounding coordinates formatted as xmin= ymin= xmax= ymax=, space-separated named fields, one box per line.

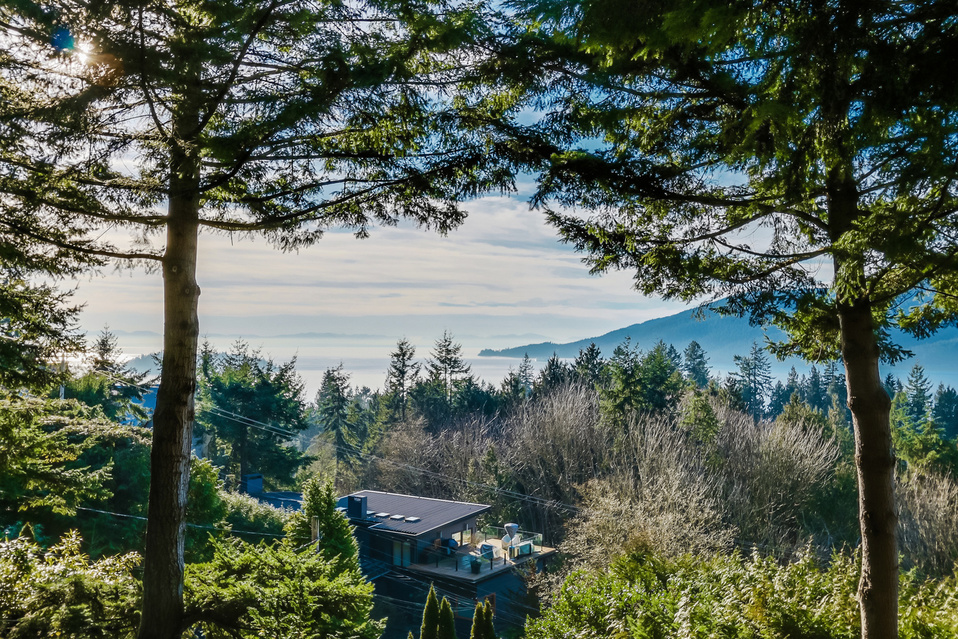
xmin=67 ymin=193 xmax=695 ymax=344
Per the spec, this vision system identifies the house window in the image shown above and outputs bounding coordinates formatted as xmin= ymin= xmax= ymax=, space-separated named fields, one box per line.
xmin=392 ymin=540 xmax=411 ymax=566
xmin=452 ymin=525 xmax=473 ymax=547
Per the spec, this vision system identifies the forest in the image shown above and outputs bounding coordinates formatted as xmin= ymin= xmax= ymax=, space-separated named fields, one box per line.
xmin=3 ymin=326 xmax=958 ymax=637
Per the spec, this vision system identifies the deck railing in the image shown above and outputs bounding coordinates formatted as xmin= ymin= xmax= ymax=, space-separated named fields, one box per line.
xmin=477 ymin=525 xmax=544 ymax=552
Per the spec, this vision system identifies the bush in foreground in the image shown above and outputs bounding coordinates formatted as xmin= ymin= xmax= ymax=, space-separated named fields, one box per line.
xmin=527 ymin=549 xmax=958 ymax=639
xmin=0 ymin=530 xmax=381 ymax=639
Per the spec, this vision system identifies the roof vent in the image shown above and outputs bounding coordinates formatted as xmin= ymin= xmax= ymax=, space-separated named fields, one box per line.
xmin=389 ymin=514 xmax=405 ymax=520
xmin=346 ymin=495 xmax=367 ymax=520
xmin=404 ymin=516 xmax=421 ymax=523
xmin=374 ymin=512 xmax=390 ymax=518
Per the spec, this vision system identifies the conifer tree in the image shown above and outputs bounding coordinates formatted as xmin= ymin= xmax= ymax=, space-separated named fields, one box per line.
xmin=932 ymin=384 xmax=958 ymax=441
xmin=0 ymin=1 xmax=509 ymax=633
xmin=197 ymin=341 xmax=308 ymax=487
xmin=385 ymin=338 xmax=420 ymax=423
xmin=316 ymin=365 xmax=355 ymax=466
xmin=438 ymin=597 xmax=457 ymax=639
xmin=481 ymin=600 xmax=497 ymax=639
xmin=572 ymin=343 xmax=604 ymax=388
xmin=420 ymin=585 xmax=440 ymax=639
xmin=284 ymin=478 xmax=359 ymax=572
xmin=469 ymin=602 xmax=484 ymax=639
xmin=681 ymin=341 xmax=710 ymax=388
xmin=904 ymin=364 xmax=933 ymax=428
xmin=426 ymin=331 xmax=472 ymax=402
xmin=503 ymin=3 xmax=958 ymax=633
xmin=732 ymin=343 xmax=772 ymax=422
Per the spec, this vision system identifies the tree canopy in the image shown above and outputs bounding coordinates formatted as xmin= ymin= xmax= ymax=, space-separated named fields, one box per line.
xmin=0 ymin=0 xmax=513 ymax=634
xmin=496 ymin=1 xmax=958 ymax=636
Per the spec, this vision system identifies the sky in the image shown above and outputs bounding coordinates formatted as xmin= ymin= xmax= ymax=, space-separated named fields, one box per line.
xmin=65 ymin=190 xmax=694 ymax=393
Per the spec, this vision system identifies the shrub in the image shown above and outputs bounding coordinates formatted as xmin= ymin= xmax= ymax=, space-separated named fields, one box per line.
xmin=527 ymin=548 xmax=958 ymax=639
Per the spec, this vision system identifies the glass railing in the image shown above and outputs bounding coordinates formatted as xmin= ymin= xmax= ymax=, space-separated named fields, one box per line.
xmin=478 ymin=525 xmax=544 ymax=553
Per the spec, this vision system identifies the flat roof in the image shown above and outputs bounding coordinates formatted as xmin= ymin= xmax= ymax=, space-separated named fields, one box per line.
xmin=338 ymin=490 xmax=490 ymax=537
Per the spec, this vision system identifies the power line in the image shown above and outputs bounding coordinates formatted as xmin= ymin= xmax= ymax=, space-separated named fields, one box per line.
xmin=76 ymin=506 xmax=286 ymax=538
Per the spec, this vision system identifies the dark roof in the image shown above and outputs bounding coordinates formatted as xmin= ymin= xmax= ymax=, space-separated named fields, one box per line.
xmin=254 ymin=491 xmax=303 ymax=510
xmin=337 ymin=490 xmax=490 ymax=537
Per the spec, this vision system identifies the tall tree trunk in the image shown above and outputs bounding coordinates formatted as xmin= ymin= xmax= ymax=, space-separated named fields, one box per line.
xmin=839 ymin=300 xmax=897 ymax=639
xmin=828 ymin=159 xmax=898 ymax=638
xmin=138 ymin=122 xmax=202 ymax=639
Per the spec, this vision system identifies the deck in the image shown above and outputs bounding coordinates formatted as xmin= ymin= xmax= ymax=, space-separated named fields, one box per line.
xmin=406 ymin=537 xmax=555 ymax=583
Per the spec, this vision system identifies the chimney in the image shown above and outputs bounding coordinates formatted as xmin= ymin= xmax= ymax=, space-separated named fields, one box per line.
xmin=346 ymin=495 xmax=367 ymax=520
xmin=242 ymin=473 xmax=263 ymax=494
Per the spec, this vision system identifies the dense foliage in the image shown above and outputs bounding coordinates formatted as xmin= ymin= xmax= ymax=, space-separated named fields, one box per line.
xmin=527 ymin=549 xmax=958 ymax=639
xmin=0 ymin=530 xmax=382 ymax=639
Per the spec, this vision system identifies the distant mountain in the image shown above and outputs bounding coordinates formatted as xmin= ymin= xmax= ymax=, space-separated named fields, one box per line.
xmin=479 ymin=306 xmax=782 ymax=364
xmin=479 ymin=304 xmax=958 ymax=387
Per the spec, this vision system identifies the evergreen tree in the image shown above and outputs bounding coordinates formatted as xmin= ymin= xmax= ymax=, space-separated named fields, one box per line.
xmin=904 ymin=364 xmax=932 ymax=427
xmin=932 ymin=384 xmax=958 ymax=441
xmin=517 ymin=353 xmax=535 ymax=396
xmin=572 ymin=343 xmax=604 ymax=387
xmin=438 ymin=597 xmax=457 ymax=639
xmin=469 ymin=600 xmax=495 ymax=639
xmin=681 ymin=340 xmax=710 ymax=388
xmin=316 ymin=365 xmax=355 ymax=467
xmin=61 ymin=326 xmax=152 ymax=423
xmin=420 ymin=585 xmax=440 ymax=639
xmin=766 ymin=381 xmax=791 ymax=419
xmin=498 ymin=369 xmax=525 ymax=411
xmin=284 ymin=478 xmax=359 ymax=572
xmin=534 ymin=353 xmax=571 ymax=396
xmin=636 ymin=341 xmax=684 ymax=412
xmin=197 ymin=342 xmax=309 ymax=488
xmin=505 ymin=1 xmax=958 ymax=631
xmin=426 ymin=331 xmax=472 ymax=402
xmin=599 ymin=338 xmax=642 ymax=425
xmin=803 ymin=366 xmax=828 ymax=414
xmin=481 ymin=600 xmax=497 ymax=639
xmin=884 ymin=373 xmax=903 ymax=400
xmin=0 ymin=273 xmax=84 ymax=391
xmin=384 ymin=338 xmax=420 ymax=423
xmin=0 ymin=0 xmax=510 ymax=633
xmin=732 ymin=343 xmax=772 ymax=422
xmin=469 ymin=602 xmax=486 ymax=639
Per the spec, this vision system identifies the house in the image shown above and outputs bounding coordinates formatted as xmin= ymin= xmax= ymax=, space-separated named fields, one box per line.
xmin=336 ymin=490 xmax=556 ymax=639
xmin=241 ymin=473 xmax=304 ymax=510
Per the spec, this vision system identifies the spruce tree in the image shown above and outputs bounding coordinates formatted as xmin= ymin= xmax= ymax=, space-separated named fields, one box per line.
xmin=420 ymin=585 xmax=440 ymax=639
xmin=438 ymin=597 xmax=457 ymax=639
xmin=384 ymin=338 xmax=420 ymax=423
xmin=572 ymin=343 xmax=603 ymax=387
xmin=904 ymin=364 xmax=932 ymax=428
xmin=732 ymin=343 xmax=772 ymax=422
xmin=426 ymin=331 xmax=472 ymax=402
xmin=284 ymin=478 xmax=359 ymax=572
xmin=681 ymin=340 xmax=710 ymax=388
xmin=932 ymin=384 xmax=958 ymax=441
xmin=316 ymin=365 xmax=355 ymax=466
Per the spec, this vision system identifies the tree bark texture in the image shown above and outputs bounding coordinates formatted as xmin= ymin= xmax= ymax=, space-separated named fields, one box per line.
xmin=840 ymin=300 xmax=897 ymax=639
xmin=828 ymin=164 xmax=898 ymax=639
xmin=138 ymin=123 xmax=202 ymax=638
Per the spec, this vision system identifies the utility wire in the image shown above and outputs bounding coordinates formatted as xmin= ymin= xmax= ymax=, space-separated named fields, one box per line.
xmin=76 ymin=506 xmax=286 ymax=538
